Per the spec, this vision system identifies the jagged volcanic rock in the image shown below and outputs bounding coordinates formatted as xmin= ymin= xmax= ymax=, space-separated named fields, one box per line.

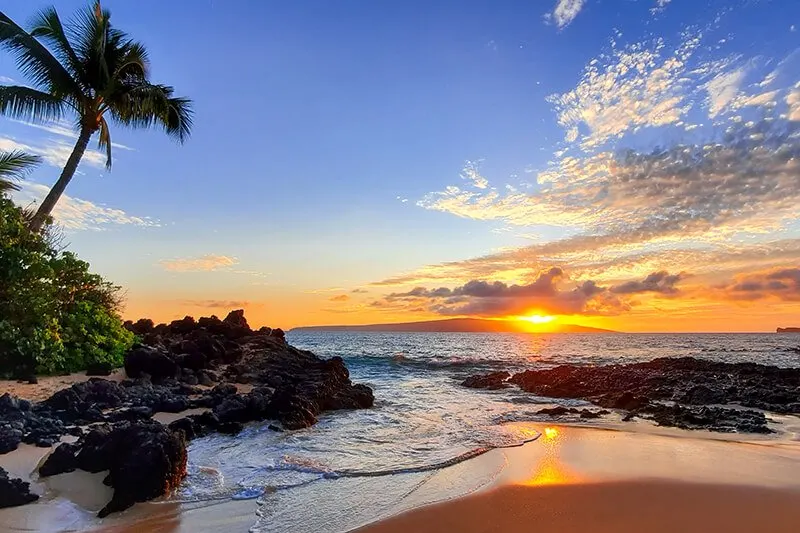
xmin=462 ymin=357 xmax=800 ymax=433
xmin=0 ymin=467 xmax=38 ymax=508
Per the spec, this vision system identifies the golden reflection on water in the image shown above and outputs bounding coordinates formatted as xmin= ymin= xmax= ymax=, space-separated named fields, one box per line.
xmin=520 ymin=426 xmax=580 ymax=487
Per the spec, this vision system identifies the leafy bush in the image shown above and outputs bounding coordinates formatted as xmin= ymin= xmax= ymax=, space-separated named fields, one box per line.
xmin=0 ymin=196 xmax=134 ymax=376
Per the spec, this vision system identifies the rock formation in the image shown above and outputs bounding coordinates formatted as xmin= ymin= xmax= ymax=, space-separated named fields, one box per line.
xmin=0 ymin=310 xmax=373 ymax=516
xmin=463 ymin=357 xmax=800 ymax=433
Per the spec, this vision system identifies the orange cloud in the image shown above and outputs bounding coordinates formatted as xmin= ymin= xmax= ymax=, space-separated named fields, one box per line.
xmin=160 ymin=255 xmax=239 ymax=272
xmin=329 ymin=294 xmax=351 ymax=302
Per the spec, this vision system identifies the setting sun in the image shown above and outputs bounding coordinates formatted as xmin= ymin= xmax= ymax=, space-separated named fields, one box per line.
xmin=518 ymin=314 xmax=556 ymax=325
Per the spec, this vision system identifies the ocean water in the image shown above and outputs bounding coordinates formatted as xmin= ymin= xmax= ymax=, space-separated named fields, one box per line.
xmin=174 ymin=332 xmax=800 ymax=532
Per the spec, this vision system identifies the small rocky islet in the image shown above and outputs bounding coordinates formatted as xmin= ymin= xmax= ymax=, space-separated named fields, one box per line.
xmin=0 ymin=310 xmax=374 ymax=516
xmin=462 ymin=356 xmax=800 ymax=433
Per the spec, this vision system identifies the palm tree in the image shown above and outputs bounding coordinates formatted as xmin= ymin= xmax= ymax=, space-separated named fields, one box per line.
xmin=0 ymin=150 xmax=40 ymax=194
xmin=0 ymin=1 xmax=193 ymax=231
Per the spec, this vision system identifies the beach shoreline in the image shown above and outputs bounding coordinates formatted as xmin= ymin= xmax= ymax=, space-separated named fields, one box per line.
xmin=3 ymin=420 xmax=799 ymax=532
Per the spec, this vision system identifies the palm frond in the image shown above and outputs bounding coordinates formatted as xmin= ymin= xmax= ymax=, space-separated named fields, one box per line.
xmin=0 ymin=85 xmax=65 ymax=122
xmin=97 ymin=116 xmax=112 ymax=169
xmin=69 ymin=0 xmax=113 ymax=88
xmin=0 ymin=11 xmax=80 ymax=97
xmin=112 ymin=39 xmax=148 ymax=80
xmin=0 ymin=150 xmax=41 ymax=193
xmin=111 ymin=83 xmax=193 ymax=143
xmin=29 ymin=7 xmax=83 ymax=85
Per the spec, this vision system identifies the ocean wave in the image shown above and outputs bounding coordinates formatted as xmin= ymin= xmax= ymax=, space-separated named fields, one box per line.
xmin=344 ymin=353 xmax=521 ymax=373
xmin=205 ymin=430 xmax=541 ymax=502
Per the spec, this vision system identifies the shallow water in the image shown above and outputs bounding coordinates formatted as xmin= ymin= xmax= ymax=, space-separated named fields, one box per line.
xmin=169 ymin=332 xmax=800 ymax=531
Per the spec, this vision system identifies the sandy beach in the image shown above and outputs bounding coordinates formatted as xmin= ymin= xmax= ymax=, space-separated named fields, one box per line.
xmin=3 ymin=420 xmax=799 ymax=532
xmin=356 ymin=481 xmax=800 ymax=533
xmin=1 ymin=372 xmax=126 ymax=402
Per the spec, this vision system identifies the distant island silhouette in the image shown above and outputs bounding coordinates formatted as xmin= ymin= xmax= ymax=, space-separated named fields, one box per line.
xmin=291 ymin=318 xmax=616 ymax=333
xmin=777 ymin=327 xmax=800 ymax=333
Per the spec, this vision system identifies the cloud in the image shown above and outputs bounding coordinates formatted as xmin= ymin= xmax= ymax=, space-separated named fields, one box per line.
xmin=160 ymin=255 xmax=239 ymax=272
xmin=788 ymin=86 xmax=800 ymax=121
xmin=549 ymin=0 xmax=586 ymax=29
xmin=375 ymin=267 xmax=627 ymax=318
xmin=329 ymin=294 xmax=351 ymax=302
xmin=651 ymin=0 xmax=672 ymax=13
xmin=547 ymin=34 xmax=702 ymax=149
xmin=12 ymin=182 xmax=159 ymax=230
xmin=351 ymin=288 xmax=369 ymax=294
xmin=0 ymin=75 xmax=15 ymax=83
xmin=10 ymin=119 xmax=134 ymax=151
xmin=460 ymin=160 xmax=489 ymax=189
xmin=180 ymin=300 xmax=253 ymax=309
xmin=706 ymin=67 xmax=748 ymax=118
xmin=0 ymin=135 xmax=106 ymax=169
xmin=719 ymin=267 xmax=800 ymax=302
xmin=610 ymin=271 xmax=685 ymax=295
xmin=420 ymin=118 xmax=800 ymax=253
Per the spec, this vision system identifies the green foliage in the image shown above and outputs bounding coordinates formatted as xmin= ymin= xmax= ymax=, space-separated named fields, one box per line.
xmin=0 ymin=196 xmax=133 ymax=376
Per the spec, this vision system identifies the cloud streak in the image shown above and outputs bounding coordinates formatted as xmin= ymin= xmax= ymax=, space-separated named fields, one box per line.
xmin=549 ymin=0 xmax=586 ymax=29
xmin=0 ymin=135 xmax=107 ymax=169
xmin=12 ymin=182 xmax=159 ymax=230
xmin=180 ymin=299 xmax=253 ymax=309
xmin=9 ymin=119 xmax=134 ymax=151
xmin=160 ymin=255 xmax=239 ymax=272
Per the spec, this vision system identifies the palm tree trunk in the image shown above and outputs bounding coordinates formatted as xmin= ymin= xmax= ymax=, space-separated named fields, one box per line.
xmin=29 ymin=127 xmax=93 ymax=232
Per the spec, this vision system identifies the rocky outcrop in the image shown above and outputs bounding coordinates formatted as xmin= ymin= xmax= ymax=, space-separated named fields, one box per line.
xmin=463 ymin=357 xmax=800 ymax=433
xmin=38 ymin=421 xmax=187 ymax=517
xmin=0 ymin=467 xmax=38 ymax=508
xmin=461 ymin=371 xmax=510 ymax=390
xmin=536 ymin=406 xmax=610 ymax=419
xmin=0 ymin=310 xmax=373 ymax=515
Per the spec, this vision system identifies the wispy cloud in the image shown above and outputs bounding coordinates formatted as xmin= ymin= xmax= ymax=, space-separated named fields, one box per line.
xmin=0 ymin=75 xmax=15 ymax=83
xmin=160 ymin=255 xmax=240 ymax=272
xmin=548 ymin=0 xmax=586 ymax=29
xmin=547 ymin=33 xmax=702 ymax=149
xmin=180 ymin=299 xmax=253 ymax=309
xmin=651 ymin=0 xmax=672 ymax=14
xmin=10 ymin=119 xmax=134 ymax=151
xmin=12 ymin=182 xmax=159 ymax=230
xmin=0 ymin=135 xmax=107 ymax=169
xmin=459 ymin=160 xmax=489 ymax=189
xmin=788 ymin=85 xmax=800 ymax=121
xmin=329 ymin=294 xmax=351 ymax=302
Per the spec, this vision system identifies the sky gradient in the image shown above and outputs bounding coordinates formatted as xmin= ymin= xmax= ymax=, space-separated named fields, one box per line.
xmin=2 ymin=0 xmax=800 ymax=332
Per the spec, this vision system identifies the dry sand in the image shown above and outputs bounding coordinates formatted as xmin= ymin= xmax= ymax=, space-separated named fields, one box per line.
xmin=1 ymin=371 xmax=126 ymax=402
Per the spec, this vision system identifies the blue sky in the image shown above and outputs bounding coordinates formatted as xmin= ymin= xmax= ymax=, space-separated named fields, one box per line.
xmin=2 ymin=0 xmax=800 ymax=331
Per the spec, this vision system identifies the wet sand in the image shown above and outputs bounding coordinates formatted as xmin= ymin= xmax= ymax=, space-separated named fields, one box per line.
xmin=355 ymin=481 xmax=800 ymax=533
xmin=2 ymin=423 xmax=800 ymax=532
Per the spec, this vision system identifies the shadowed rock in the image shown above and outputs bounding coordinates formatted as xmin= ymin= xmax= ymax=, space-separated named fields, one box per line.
xmin=463 ymin=357 xmax=800 ymax=433
xmin=462 ymin=371 xmax=511 ymax=389
xmin=0 ymin=467 xmax=38 ymax=508
xmin=38 ymin=421 xmax=187 ymax=517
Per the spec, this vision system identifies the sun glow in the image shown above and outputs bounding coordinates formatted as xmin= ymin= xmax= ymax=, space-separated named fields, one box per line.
xmin=517 ymin=314 xmax=555 ymax=324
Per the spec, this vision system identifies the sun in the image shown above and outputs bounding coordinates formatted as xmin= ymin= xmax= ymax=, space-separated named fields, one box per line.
xmin=517 ymin=314 xmax=555 ymax=324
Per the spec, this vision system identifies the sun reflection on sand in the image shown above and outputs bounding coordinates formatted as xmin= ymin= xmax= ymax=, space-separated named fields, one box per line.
xmin=520 ymin=426 xmax=581 ymax=487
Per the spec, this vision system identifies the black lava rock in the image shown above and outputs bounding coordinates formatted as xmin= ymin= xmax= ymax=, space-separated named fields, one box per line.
xmin=0 ymin=467 xmax=38 ymax=508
